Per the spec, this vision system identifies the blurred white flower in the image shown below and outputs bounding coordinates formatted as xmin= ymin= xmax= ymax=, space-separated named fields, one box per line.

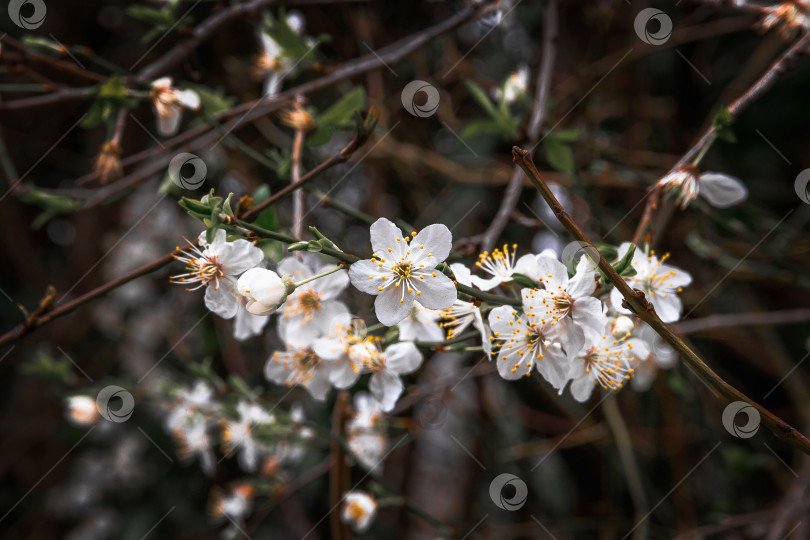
xmin=610 ymin=243 xmax=692 ymax=323
xmin=397 ymin=301 xmax=443 ymax=342
xmin=232 ymin=304 xmax=270 ymax=341
xmin=222 ymin=401 xmax=275 ymax=472
xmin=341 ymin=491 xmax=377 ymax=533
xmin=210 ymin=483 xmax=254 ymax=522
xmin=65 ymin=396 xmax=99 ymax=426
xmin=171 ymin=229 xmax=263 ymax=319
xmin=150 ymin=77 xmax=200 ymax=136
xmin=658 ymin=167 xmax=747 ymax=209
xmin=174 ymin=419 xmax=216 ymax=476
xmin=346 ymin=392 xmax=387 ymax=471
xmin=348 ymin=339 xmax=423 ymax=412
xmin=265 ymin=345 xmax=333 ymax=401
xmin=496 ymin=64 xmax=529 ymax=104
xmin=276 ymin=257 xmax=349 ymax=347
xmin=237 ymin=267 xmax=288 ymax=316
xmin=349 ymin=218 xmax=456 ymax=326
xmin=488 ymin=303 xmax=584 ymax=390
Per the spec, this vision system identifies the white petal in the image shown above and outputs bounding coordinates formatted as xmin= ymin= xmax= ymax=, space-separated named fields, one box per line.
xmin=177 ymin=89 xmax=200 ymax=110
xmin=412 ymin=271 xmax=456 ymax=311
xmin=374 ymin=286 xmax=415 ymax=326
xmin=488 ymin=305 xmax=520 ymax=335
xmin=277 ymin=257 xmax=310 ymax=279
xmin=313 ymin=266 xmax=349 ymax=301
xmin=658 ymin=264 xmax=692 ymax=289
xmin=470 ymin=274 xmax=505 ymax=291
xmin=313 ymin=336 xmax=345 ymax=361
xmin=157 ymin=105 xmax=182 ymax=136
xmin=409 ymin=223 xmax=452 ymax=267
xmin=383 ymin=342 xmax=423 ymax=375
xmin=369 ymin=371 xmax=403 ymax=412
xmin=348 ymin=259 xmax=388 ymax=295
xmin=567 ymin=255 xmax=598 ymax=297
xmin=570 ymin=373 xmax=597 ymax=402
xmin=610 ymin=286 xmax=632 ymax=315
xmin=304 ymin=368 xmax=332 ymax=401
xmin=216 ymin=239 xmax=264 ymax=276
xmin=699 ymin=173 xmax=747 ymax=208
xmin=652 ymin=294 xmax=682 ymax=323
xmin=369 ymin=218 xmax=406 ymax=259
xmin=533 ymin=348 xmax=570 ymax=390
xmin=572 ymin=297 xmax=608 ymax=342
xmin=449 ymin=263 xmax=473 ymax=287
xmin=233 ymin=306 xmax=269 ymax=341
xmin=513 ymin=253 xmax=540 ymax=282
xmin=328 ymin=360 xmax=360 ymax=389
xmin=204 ymin=279 xmax=239 ymax=319
xmin=535 ymin=255 xmax=569 ymax=290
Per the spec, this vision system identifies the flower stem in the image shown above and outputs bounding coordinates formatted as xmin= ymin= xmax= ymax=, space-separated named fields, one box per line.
xmin=691 ymin=132 xmax=717 ymax=167
xmin=293 ymin=266 xmax=343 ymax=288
xmin=513 ymin=145 xmax=810 ymax=456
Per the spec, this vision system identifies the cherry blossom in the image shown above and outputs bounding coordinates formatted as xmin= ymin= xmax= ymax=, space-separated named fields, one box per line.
xmin=397 ymin=301 xmax=444 ymax=342
xmin=150 ymin=77 xmax=201 ymax=136
xmin=341 ymin=491 xmax=377 ymax=533
xmin=439 ymin=263 xmax=492 ymax=354
xmin=237 ymin=267 xmax=289 ymax=316
xmin=488 ymin=304 xmax=584 ymax=390
xmin=265 ymin=345 xmax=333 ymax=401
xmin=346 ymin=338 xmax=423 ymax=412
xmin=658 ymin=167 xmax=747 ymax=209
xmin=221 ymin=401 xmax=275 ymax=472
xmin=348 ymin=218 xmax=456 ymax=326
xmin=609 ymin=243 xmax=692 ymax=323
xmin=171 ymin=230 xmax=264 ymax=319
xmin=276 ymin=257 xmax=349 ymax=347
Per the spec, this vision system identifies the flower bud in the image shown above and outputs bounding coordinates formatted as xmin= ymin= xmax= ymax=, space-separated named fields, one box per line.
xmin=65 ymin=395 xmax=99 ymax=426
xmin=612 ymin=315 xmax=635 ymax=336
xmin=237 ymin=268 xmax=290 ymax=316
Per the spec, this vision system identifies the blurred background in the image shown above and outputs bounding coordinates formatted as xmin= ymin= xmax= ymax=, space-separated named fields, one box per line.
xmin=1 ymin=0 xmax=810 ymax=538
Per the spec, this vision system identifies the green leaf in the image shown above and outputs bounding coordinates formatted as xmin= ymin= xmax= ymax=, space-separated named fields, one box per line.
xmin=546 ymin=127 xmax=583 ymax=142
xmin=308 ymin=86 xmax=366 ymax=146
xmin=21 ymin=36 xmax=62 ymax=56
xmin=262 ymin=9 xmax=320 ymax=63
xmin=544 ymin=138 xmax=575 ymax=174
xmin=463 ymin=79 xmax=502 ymax=122
xmin=612 ymin=243 xmax=636 ymax=275
xmin=460 ymin=118 xmax=503 ymax=140
xmin=511 ymin=273 xmax=540 ymax=289
xmin=186 ymin=85 xmax=237 ymax=116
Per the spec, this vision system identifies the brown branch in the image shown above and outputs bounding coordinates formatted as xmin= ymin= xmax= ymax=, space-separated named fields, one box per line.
xmin=0 ymin=251 xmax=177 ymax=348
xmin=0 ymin=35 xmax=107 ymax=83
xmin=513 ymin=146 xmax=810 ymax=456
xmin=479 ymin=0 xmax=558 ymax=253
xmin=21 ymin=4 xmax=481 ymax=209
xmin=632 ymin=31 xmax=810 ymax=244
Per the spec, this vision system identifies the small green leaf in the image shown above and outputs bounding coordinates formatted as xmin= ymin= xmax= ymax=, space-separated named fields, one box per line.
xmin=712 ymin=106 xmax=737 ymax=143
xmin=544 ymin=138 xmax=575 ymax=174
xmin=546 ymin=127 xmax=583 ymax=142
xmin=612 ymin=243 xmax=636 ymax=275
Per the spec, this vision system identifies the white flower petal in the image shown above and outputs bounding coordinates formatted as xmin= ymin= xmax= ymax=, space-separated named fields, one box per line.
xmin=204 ymin=278 xmax=239 ymax=319
xmin=313 ymin=266 xmax=349 ymax=300
xmin=369 ymin=218 xmax=406 ymax=260
xmin=449 ymin=263 xmax=473 ymax=287
xmin=233 ymin=306 xmax=269 ymax=341
xmin=535 ymin=255 xmax=569 ymax=290
xmin=383 ymin=342 xmax=423 ymax=375
xmin=652 ymin=294 xmax=682 ymax=323
xmin=409 ymin=223 xmax=452 ymax=268
xmin=374 ymin=286 xmax=415 ymax=326
xmin=369 ymin=371 xmax=403 ymax=412
xmin=216 ymin=239 xmax=264 ymax=276
xmin=567 ymin=255 xmax=598 ymax=297
xmin=699 ymin=173 xmax=747 ymax=208
xmin=412 ymin=271 xmax=456 ymax=311
xmin=348 ymin=259 xmax=389 ymax=295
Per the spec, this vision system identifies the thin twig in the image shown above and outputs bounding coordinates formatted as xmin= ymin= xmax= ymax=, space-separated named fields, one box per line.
xmin=479 ymin=0 xmax=558 ymax=253
xmin=671 ymin=307 xmax=810 ymax=335
xmin=513 ymin=146 xmax=810 ymax=456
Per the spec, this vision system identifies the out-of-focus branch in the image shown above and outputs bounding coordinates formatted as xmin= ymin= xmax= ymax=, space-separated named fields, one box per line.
xmin=21 ymin=4 xmax=481 ymax=209
xmin=671 ymin=307 xmax=810 ymax=335
xmin=633 ymin=31 xmax=810 ymax=244
xmin=479 ymin=0 xmax=558 ymax=253
xmin=513 ymin=146 xmax=810 ymax=456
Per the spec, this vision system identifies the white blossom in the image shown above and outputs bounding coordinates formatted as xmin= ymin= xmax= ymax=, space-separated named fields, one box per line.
xmin=609 ymin=243 xmax=692 ymax=323
xmin=348 ymin=218 xmax=456 ymax=326
xmin=221 ymin=401 xmax=275 ymax=472
xmin=658 ymin=167 xmax=747 ymax=209
xmin=439 ymin=263 xmax=492 ymax=355
xmin=65 ymin=396 xmax=99 ymax=426
xmin=150 ymin=77 xmax=200 ymax=136
xmin=276 ymin=257 xmax=349 ymax=347
xmin=397 ymin=301 xmax=444 ymax=342
xmin=265 ymin=345 xmax=333 ymax=401
xmin=341 ymin=491 xmax=377 ymax=533
xmin=488 ymin=303 xmax=584 ymax=390
xmin=171 ymin=230 xmax=264 ymax=320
